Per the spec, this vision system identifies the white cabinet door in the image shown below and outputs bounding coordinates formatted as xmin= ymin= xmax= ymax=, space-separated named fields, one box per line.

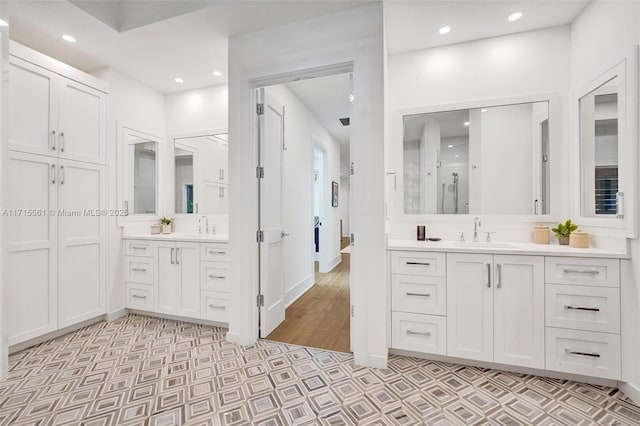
xmin=494 ymin=255 xmax=545 ymax=368
xmin=8 ymin=57 xmax=58 ymax=157
xmin=58 ymin=160 xmax=106 ymax=327
xmin=176 ymin=242 xmax=200 ymax=318
xmin=57 ymin=77 xmax=107 ymax=165
xmin=447 ymin=253 xmax=494 ymax=362
xmin=156 ymin=242 xmax=177 ymax=314
xmin=6 ymin=152 xmax=58 ymax=345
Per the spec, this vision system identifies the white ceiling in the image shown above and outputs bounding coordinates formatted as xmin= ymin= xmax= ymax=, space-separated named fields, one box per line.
xmin=8 ymin=0 xmax=366 ymax=94
xmin=385 ymin=0 xmax=589 ymax=55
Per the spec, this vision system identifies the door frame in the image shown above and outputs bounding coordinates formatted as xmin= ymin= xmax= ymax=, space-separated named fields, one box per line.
xmin=313 ymin=142 xmax=330 ymax=273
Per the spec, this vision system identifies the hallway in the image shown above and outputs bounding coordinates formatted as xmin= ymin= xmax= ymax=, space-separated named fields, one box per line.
xmin=266 ymin=238 xmax=351 ymax=353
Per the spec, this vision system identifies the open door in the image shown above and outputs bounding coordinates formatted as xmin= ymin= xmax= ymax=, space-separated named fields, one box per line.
xmin=258 ymin=88 xmax=286 ymax=337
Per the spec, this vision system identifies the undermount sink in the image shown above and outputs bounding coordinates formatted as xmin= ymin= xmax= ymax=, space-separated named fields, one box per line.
xmin=453 ymin=242 xmax=517 ymax=249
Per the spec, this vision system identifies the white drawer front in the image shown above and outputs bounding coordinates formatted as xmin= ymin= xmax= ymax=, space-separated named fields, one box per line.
xmin=125 ymin=257 xmax=154 ymax=285
xmin=201 ymin=244 xmax=230 ymax=263
xmin=124 ymin=240 xmax=154 ymax=258
xmin=391 ymin=251 xmax=446 ymax=277
xmin=545 ymin=327 xmax=621 ymax=380
xmin=545 ymin=257 xmax=619 ymax=287
xmin=392 ymin=312 xmax=446 ymax=355
xmin=126 ymin=284 xmax=154 ymax=311
xmin=201 ymin=262 xmax=229 ymax=292
xmin=201 ymin=291 xmax=229 ymax=323
xmin=546 ymin=285 xmax=620 ymax=334
xmin=392 ymin=274 xmax=446 ymax=316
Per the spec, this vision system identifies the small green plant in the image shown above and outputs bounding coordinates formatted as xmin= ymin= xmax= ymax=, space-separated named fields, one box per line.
xmin=160 ymin=217 xmax=173 ymax=225
xmin=552 ymin=219 xmax=578 ymax=237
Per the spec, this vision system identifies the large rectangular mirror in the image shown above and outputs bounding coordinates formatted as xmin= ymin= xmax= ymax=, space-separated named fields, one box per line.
xmin=403 ymin=101 xmax=550 ymax=215
xmin=173 ymin=133 xmax=228 ymax=215
xmin=126 ymin=136 xmax=158 ymax=215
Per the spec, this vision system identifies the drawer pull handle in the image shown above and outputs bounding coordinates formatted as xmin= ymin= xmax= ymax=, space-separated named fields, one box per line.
xmin=406 ymin=292 xmax=431 ymax=297
xmin=209 ymin=251 xmax=226 ymax=255
xmin=563 ymin=269 xmax=599 ymax=275
xmin=565 ymin=349 xmax=600 ymax=358
xmin=565 ymin=305 xmax=600 ymax=312
xmin=406 ymin=261 xmax=430 ymax=266
xmin=131 ymin=294 xmax=147 ymax=299
xmin=131 ymin=268 xmax=147 ymax=272
xmin=406 ymin=330 xmax=431 ymax=337
xmin=209 ymin=274 xmax=226 ymax=280
xmin=209 ymin=304 xmax=226 ymax=310
xmin=131 ymin=246 xmax=147 ymax=250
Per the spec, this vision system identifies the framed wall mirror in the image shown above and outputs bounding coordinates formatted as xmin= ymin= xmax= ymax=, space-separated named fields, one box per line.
xmin=172 ymin=132 xmax=228 ymax=215
xmin=400 ymin=98 xmax=552 ymax=216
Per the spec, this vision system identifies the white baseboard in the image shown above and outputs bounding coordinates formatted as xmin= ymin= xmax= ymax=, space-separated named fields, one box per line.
xmin=285 ymin=274 xmax=314 ymax=307
xmin=354 ymin=352 xmax=388 ymax=369
xmin=619 ymin=381 xmax=640 ymax=406
xmin=326 ymin=253 xmax=342 ymax=273
xmin=127 ymin=309 xmax=228 ymax=329
xmin=9 ymin=315 xmax=105 ymax=354
xmin=106 ymin=309 xmax=128 ymax=321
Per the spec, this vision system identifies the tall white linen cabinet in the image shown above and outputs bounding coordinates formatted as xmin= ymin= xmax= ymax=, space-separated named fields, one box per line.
xmin=5 ymin=43 xmax=108 ymax=346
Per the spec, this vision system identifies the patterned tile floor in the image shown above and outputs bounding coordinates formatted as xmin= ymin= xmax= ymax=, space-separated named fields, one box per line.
xmin=1 ymin=315 xmax=640 ymax=425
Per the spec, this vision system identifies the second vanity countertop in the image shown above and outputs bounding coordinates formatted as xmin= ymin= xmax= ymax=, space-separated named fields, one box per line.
xmin=387 ymin=239 xmax=629 ymax=259
xmin=124 ymin=233 xmax=229 ymax=243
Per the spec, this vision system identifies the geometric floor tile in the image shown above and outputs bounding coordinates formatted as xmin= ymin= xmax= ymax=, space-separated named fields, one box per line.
xmin=1 ymin=314 xmax=639 ymax=425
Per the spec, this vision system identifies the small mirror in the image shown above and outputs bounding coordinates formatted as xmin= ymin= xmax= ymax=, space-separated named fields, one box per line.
xmin=173 ymin=133 xmax=228 ymax=214
xmin=402 ymin=101 xmax=550 ymax=215
xmin=579 ymin=77 xmax=619 ymax=217
xmin=127 ymin=137 xmax=158 ymax=215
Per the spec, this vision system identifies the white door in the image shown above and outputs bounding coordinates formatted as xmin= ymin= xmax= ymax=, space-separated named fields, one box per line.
xmin=258 ymin=89 xmax=286 ymax=337
xmin=5 ymin=152 xmax=58 ymax=345
xmin=156 ymin=242 xmax=177 ymax=314
xmin=176 ymin=242 xmax=201 ymax=318
xmin=58 ymin=159 xmax=107 ymax=327
xmin=447 ymin=253 xmax=494 ymax=362
xmin=58 ymin=77 xmax=107 ymax=165
xmin=8 ymin=57 xmax=58 ymax=157
xmin=494 ymin=255 xmax=545 ymax=368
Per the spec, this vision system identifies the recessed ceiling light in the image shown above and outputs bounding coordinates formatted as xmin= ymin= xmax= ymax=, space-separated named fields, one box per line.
xmin=481 ymin=109 xmax=488 ymax=112
xmin=0 ymin=19 xmax=8 ymax=27
xmin=448 ymin=144 xmax=453 ymax=148
xmin=174 ymin=77 xmax=184 ymax=83
xmin=464 ymin=121 xmax=470 ymax=126
xmin=439 ymin=26 xmax=451 ymax=35
xmin=212 ymin=70 xmax=222 ymax=77
xmin=455 ymin=155 xmax=459 ymax=158
xmin=62 ymin=34 xmax=76 ymax=43
xmin=508 ymin=12 xmax=523 ymax=22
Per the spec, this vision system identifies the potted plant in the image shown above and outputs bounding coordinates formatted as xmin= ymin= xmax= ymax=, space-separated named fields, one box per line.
xmin=160 ymin=217 xmax=173 ymax=234
xmin=552 ymin=219 xmax=578 ymax=246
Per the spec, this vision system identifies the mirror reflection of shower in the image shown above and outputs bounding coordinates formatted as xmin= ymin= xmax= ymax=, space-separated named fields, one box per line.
xmin=437 ymin=110 xmax=470 ymax=214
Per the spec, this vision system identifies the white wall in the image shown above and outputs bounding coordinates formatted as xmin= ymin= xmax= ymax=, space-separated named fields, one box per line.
xmin=91 ymin=68 xmax=166 ymax=315
xmin=339 ymin=177 xmax=350 ymax=235
xmin=227 ymin=3 xmax=386 ymax=368
xmin=265 ymin=84 xmax=341 ymax=306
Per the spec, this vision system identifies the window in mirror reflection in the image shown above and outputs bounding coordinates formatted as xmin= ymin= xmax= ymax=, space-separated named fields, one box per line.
xmin=403 ymin=101 xmax=550 ymax=215
xmin=129 ymin=139 xmax=157 ymax=215
xmin=174 ymin=133 xmax=228 ymax=215
xmin=580 ymin=77 xmax=619 ymax=217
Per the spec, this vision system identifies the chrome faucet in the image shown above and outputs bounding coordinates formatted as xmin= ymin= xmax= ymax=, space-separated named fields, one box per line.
xmin=198 ymin=216 xmax=209 ymax=235
xmin=473 ymin=217 xmax=481 ymax=243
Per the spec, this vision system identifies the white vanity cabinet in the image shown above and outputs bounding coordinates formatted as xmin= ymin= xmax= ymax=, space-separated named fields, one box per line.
xmin=156 ymin=242 xmax=200 ymax=317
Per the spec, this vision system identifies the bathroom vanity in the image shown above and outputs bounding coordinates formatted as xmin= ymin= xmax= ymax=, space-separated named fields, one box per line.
xmin=387 ymin=240 xmax=628 ymax=381
xmin=124 ymin=234 xmax=230 ymax=325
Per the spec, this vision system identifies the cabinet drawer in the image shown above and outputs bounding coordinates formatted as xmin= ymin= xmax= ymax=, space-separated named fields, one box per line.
xmin=201 ymin=262 xmax=229 ymax=292
xmin=201 ymin=244 xmax=230 ymax=262
xmin=126 ymin=283 xmax=154 ymax=311
xmin=392 ymin=312 xmax=446 ymax=355
xmin=545 ymin=327 xmax=621 ymax=380
xmin=391 ymin=251 xmax=445 ymax=277
xmin=201 ymin=291 xmax=229 ymax=323
xmin=545 ymin=257 xmax=619 ymax=287
xmin=546 ymin=285 xmax=620 ymax=333
xmin=392 ymin=274 xmax=446 ymax=316
xmin=124 ymin=240 xmax=154 ymax=258
xmin=125 ymin=257 xmax=154 ymax=284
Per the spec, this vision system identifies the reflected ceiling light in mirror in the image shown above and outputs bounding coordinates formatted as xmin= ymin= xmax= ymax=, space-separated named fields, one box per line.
xmin=481 ymin=109 xmax=488 ymax=112
xmin=62 ymin=34 xmax=76 ymax=43
xmin=508 ymin=12 xmax=523 ymax=22
xmin=448 ymin=144 xmax=453 ymax=148
xmin=463 ymin=121 xmax=470 ymax=126
xmin=439 ymin=26 xmax=451 ymax=35
xmin=212 ymin=70 xmax=222 ymax=77
xmin=174 ymin=77 xmax=184 ymax=83
xmin=0 ymin=20 xmax=8 ymax=27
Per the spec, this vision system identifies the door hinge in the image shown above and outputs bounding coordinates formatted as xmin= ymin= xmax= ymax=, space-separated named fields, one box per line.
xmin=351 ymin=305 xmax=354 ymax=318
xmin=257 ymin=294 xmax=264 ymax=307
xmin=257 ymin=230 xmax=264 ymax=243
xmin=350 ymin=233 xmax=355 ymax=246
xmin=257 ymin=103 xmax=264 ymax=115
xmin=350 ymin=162 xmax=355 ymax=175
xmin=256 ymin=166 xmax=264 ymax=179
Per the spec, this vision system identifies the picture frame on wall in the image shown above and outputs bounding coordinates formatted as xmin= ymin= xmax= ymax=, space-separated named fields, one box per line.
xmin=332 ymin=181 xmax=339 ymax=207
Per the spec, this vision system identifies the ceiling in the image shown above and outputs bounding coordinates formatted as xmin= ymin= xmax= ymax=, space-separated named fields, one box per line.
xmin=385 ymin=0 xmax=589 ymax=55
xmin=8 ymin=0 xmax=366 ymax=94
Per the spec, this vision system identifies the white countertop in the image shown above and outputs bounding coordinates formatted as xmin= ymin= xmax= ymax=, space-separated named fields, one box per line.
xmin=124 ymin=233 xmax=229 ymax=243
xmin=387 ymin=239 xmax=629 ymax=259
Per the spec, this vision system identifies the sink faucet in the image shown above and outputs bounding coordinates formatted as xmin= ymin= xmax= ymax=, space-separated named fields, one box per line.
xmin=473 ymin=217 xmax=481 ymax=243
xmin=198 ymin=216 xmax=209 ymax=235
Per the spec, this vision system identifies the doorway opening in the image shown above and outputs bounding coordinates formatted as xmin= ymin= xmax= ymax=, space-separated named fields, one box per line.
xmin=256 ymin=70 xmax=353 ymax=353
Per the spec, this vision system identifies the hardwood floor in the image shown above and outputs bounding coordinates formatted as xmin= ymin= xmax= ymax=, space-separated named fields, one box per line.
xmin=266 ymin=238 xmax=351 ymax=353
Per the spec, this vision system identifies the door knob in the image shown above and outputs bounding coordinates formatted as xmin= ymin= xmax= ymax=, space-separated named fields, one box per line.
xmin=281 ymin=231 xmax=290 ymax=238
